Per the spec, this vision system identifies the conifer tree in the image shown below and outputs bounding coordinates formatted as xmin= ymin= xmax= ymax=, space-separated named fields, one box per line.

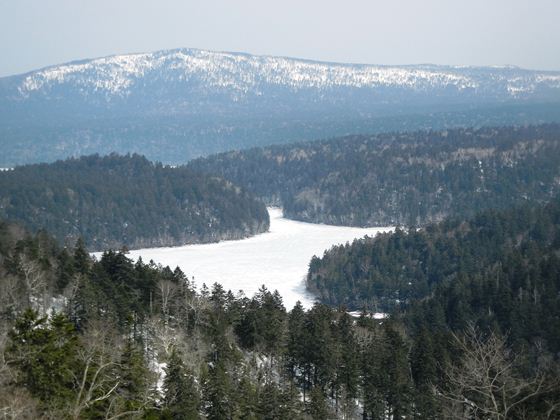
xmin=307 ymin=385 xmax=330 ymax=420
xmin=73 ymin=238 xmax=90 ymax=275
xmin=6 ymin=309 xmax=79 ymax=407
xmin=286 ymin=301 xmax=306 ymax=379
xmin=116 ymin=339 xmax=150 ymax=414
xmin=162 ymin=348 xmax=200 ymax=419
xmin=235 ymin=370 xmax=259 ymax=420
xmin=202 ymin=362 xmax=233 ymax=420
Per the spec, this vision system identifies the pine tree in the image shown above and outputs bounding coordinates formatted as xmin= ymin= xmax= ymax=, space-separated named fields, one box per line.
xmin=286 ymin=301 xmax=306 ymax=380
xmin=257 ymin=381 xmax=281 ymax=420
xmin=307 ymin=386 xmax=330 ymax=420
xmin=73 ymin=238 xmax=90 ymax=275
xmin=56 ymin=248 xmax=75 ymax=292
xmin=410 ymin=327 xmax=439 ymax=417
xmin=361 ymin=328 xmax=388 ymax=420
xmin=235 ymin=370 xmax=259 ymax=420
xmin=162 ymin=348 xmax=200 ymax=419
xmin=384 ymin=323 xmax=414 ymax=419
xmin=202 ymin=362 xmax=233 ymax=420
xmin=6 ymin=309 xmax=79 ymax=406
xmin=278 ymin=383 xmax=304 ymax=419
xmin=335 ymin=311 xmax=359 ymax=416
xmin=117 ymin=339 xmax=150 ymax=414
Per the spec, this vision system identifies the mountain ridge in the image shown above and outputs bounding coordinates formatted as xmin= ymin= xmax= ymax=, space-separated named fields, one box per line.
xmin=2 ymin=47 xmax=560 ymax=167
xmin=4 ymin=47 xmax=560 ymax=104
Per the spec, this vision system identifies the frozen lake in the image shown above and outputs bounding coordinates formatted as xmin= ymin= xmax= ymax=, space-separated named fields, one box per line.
xmin=114 ymin=208 xmax=391 ymax=310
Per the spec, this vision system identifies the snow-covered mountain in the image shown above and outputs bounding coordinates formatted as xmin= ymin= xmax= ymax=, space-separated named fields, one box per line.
xmin=3 ymin=48 xmax=560 ymax=117
xmin=1 ymin=48 xmax=560 ymax=166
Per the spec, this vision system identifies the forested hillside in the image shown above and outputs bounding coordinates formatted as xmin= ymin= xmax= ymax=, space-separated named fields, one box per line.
xmin=0 ymin=154 xmax=269 ymax=250
xmin=307 ymin=196 xmax=560 ymax=328
xmin=190 ymin=124 xmax=560 ymax=227
xmin=0 ymin=205 xmax=558 ymax=418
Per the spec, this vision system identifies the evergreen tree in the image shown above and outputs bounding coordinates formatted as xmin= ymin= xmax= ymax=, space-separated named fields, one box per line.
xmin=162 ymin=348 xmax=200 ymax=419
xmin=117 ymin=339 xmax=150 ymax=414
xmin=286 ymin=301 xmax=306 ymax=380
xmin=383 ymin=323 xmax=414 ymax=418
xmin=6 ymin=309 xmax=79 ymax=407
xmin=307 ymin=386 xmax=330 ymax=420
xmin=334 ymin=311 xmax=359 ymax=416
xmin=361 ymin=328 xmax=388 ymax=420
xmin=235 ymin=370 xmax=259 ymax=420
xmin=73 ymin=238 xmax=90 ymax=275
xmin=202 ymin=362 xmax=233 ymax=420
xmin=257 ymin=381 xmax=282 ymax=420
xmin=410 ymin=327 xmax=440 ymax=417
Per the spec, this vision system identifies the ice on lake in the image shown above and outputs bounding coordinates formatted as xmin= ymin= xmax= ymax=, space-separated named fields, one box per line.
xmin=113 ymin=208 xmax=392 ymax=310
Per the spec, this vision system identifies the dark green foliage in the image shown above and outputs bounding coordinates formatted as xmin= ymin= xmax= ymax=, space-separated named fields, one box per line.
xmin=308 ymin=196 xmax=560 ymax=335
xmin=234 ymin=286 xmax=286 ymax=355
xmin=307 ymin=386 xmax=331 ymax=419
xmin=410 ymin=327 xmax=440 ymax=417
xmin=235 ymin=371 xmax=259 ymax=420
xmin=190 ymin=124 xmax=560 ymax=228
xmin=117 ymin=339 xmax=151 ymax=413
xmin=286 ymin=301 xmax=306 ymax=380
xmin=6 ymin=309 xmax=79 ymax=406
xmin=162 ymin=348 xmax=200 ymax=419
xmin=257 ymin=381 xmax=283 ymax=420
xmin=333 ymin=311 xmax=360 ymax=410
xmin=361 ymin=327 xmax=390 ymax=419
xmin=257 ymin=381 xmax=303 ymax=420
xmin=202 ymin=362 xmax=234 ymax=420
xmin=0 ymin=153 xmax=269 ymax=250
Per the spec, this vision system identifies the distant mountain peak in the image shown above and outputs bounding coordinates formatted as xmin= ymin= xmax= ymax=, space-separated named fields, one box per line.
xmin=9 ymin=48 xmax=560 ymax=102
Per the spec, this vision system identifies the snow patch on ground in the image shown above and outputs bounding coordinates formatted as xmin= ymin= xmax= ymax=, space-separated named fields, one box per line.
xmin=348 ymin=311 xmax=388 ymax=319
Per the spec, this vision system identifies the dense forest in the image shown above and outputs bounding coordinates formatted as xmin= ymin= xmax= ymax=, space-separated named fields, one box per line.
xmin=308 ymin=197 xmax=560 ymax=344
xmin=308 ymin=194 xmax=560 ymax=309
xmin=189 ymin=124 xmax=560 ymax=227
xmin=0 ymin=197 xmax=559 ymax=419
xmin=0 ymin=154 xmax=269 ymax=250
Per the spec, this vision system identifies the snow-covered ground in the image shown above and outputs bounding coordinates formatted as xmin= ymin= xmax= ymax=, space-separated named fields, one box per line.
xmin=115 ymin=208 xmax=392 ymax=310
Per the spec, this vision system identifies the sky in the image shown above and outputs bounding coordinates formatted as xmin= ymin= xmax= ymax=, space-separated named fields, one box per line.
xmin=1 ymin=0 xmax=559 ymax=77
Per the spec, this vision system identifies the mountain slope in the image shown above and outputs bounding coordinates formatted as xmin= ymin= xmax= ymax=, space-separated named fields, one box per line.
xmin=2 ymin=48 xmax=560 ymax=166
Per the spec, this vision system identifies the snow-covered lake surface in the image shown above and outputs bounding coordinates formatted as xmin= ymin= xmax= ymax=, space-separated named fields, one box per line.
xmin=103 ymin=208 xmax=392 ymax=310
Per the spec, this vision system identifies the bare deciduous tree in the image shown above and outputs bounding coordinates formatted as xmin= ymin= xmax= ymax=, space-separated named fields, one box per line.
xmin=67 ymin=321 xmax=122 ymax=419
xmin=436 ymin=324 xmax=558 ymax=419
xmin=0 ymin=275 xmax=21 ymax=315
xmin=157 ymin=279 xmax=177 ymax=325
xmin=17 ymin=254 xmax=47 ymax=311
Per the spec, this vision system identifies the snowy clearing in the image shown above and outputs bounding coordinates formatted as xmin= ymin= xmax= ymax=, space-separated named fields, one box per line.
xmin=97 ymin=208 xmax=391 ymax=310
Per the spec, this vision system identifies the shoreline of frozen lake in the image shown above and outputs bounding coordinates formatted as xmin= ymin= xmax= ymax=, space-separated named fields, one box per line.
xmin=95 ymin=208 xmax=392 ymax=310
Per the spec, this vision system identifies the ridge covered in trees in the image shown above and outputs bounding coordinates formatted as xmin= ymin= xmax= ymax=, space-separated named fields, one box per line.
xmin=0 ymin=199 xmax=559 ymax=418
xmin=0 ymin=154 xmax=269 ymax=250
xmin=189 ymin=124 xmax=560 ymax=227
xmin=308 ymin=197 xmax=560 ymax=343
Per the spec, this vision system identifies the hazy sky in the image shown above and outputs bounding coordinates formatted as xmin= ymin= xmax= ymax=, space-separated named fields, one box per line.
xmin=1 ymin=0 xmax=559 ymax=77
